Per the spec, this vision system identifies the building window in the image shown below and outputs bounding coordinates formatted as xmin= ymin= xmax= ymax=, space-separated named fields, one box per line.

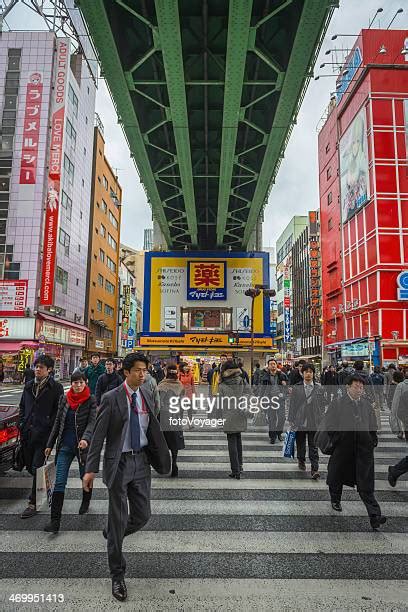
xmin=63 ymin=154 xmax=75 ymax=186
xmin=104 ymin=304 xmax=114 ymax=317
xmin=66 ymin=118 xmax=77 ymax=149
xmin=327 ymin=166 xmax=332 ymax=180
xmin=108 ymin=210 xmax=118 ymax=229
xmin=83 ymin=147 xmax=86 ymax=157
xmin=328 ymin=217 xmax=333 ymax=230
xmin=102 ymin=199 xmax=107 ymax=213
xmin=78 ymin=244 xmax=81 ymax=252
xmin=277 ymin=302 xmax=283 ymax=316
xmin=98 ymin=273 xmax=104 ymax=287
xmin=325 ymin=143 xmax=330 ymax=154
xmin=97 ymin=299 xmax=102 ymax=312
xmin=99 ymin=249 xmax=105 ymax=263
xmin=76 ymin=278 xmax=79 ymax=286
xmin=61 ymin=191 xmax=72 ymax=220
xmin=98 ymin=176 xmax=101 ymax=184
xmin=108 ymin=233 xmax=117 ymax=250
xmin=80 ymin=211 xmax=83 ymax=220
xmin=56 ymin=266 xmax=68 ymax=294
xmin=107 ymin=256 xmax=116 ymax=273
xmin=58 ymin=228 xmax=70 ymax=256
xmin=100 ymin=223 xmax=106 ymax=238
xmin=103 ymin=175 xmax=108 ymax=190
xmin=327 ymin=192 xmax=332 ymax=205
xmin=277 ymin=276 xmax=283 ymax=292
xmin=105 ymin=280 xmax=115 ymax=294
xmin=68 ymin=84 xmax=78 ymax=118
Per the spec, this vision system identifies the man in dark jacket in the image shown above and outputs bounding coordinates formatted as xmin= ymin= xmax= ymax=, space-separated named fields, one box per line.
xmin=288 ymin=360 xmax=305 ymax=386
xmin=19 ymin=355 xmax=64 ymax=518
xmin=95 ymin=358 xmax=123 ymax=405
xmin=259 ymin=359 xmax=287 ymax=443
xmin=325 ymin=374 xmax=386 ymax=530
xmin=252 ymin=362 xmax=262 ymax=386
xmin=288 ymin=363 xmax=325 ymax=479
xmin=336 ymin=361 xmax=354 ymax=388
xmin=84 ymin=353 xmax=105 ymax=395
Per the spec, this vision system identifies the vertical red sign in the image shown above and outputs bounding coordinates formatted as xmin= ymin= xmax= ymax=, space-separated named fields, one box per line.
xmin=40 ymin=39 xmax=69 ymax=306
xmin=19 ymin=73 xmax=43 ymax=184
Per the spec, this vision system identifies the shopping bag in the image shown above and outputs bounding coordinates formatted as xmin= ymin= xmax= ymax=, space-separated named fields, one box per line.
xmin=35 ymin=460 xmax=55 ymax=511
xmin=282 ymin=429 xmax=296 ymax=458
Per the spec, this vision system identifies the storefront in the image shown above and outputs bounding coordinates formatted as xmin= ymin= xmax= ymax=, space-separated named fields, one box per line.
xmin=0 ymin=318 xmax=37 ymax=383
xmin=35 ymin=314 xmax=88 ymax=379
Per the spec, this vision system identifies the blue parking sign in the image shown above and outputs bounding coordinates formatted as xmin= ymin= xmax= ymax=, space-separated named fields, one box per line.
xmin=126 ymin=339 xmax=134 ymax=349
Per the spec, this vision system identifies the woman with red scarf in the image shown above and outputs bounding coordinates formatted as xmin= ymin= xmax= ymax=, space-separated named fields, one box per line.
xmin=43 ymin=371 xmax=97 ymax=533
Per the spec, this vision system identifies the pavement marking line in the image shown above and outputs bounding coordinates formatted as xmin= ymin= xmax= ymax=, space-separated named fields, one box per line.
xmin=0 ymin=499 xmax=407 ymax=516
xmin=1 ymin=530 xmax=407 ymax=554
xmin=1 ymin=476 xmax=406 ymax=491
xmin=0 ymin=578 xmax=407 ymax=612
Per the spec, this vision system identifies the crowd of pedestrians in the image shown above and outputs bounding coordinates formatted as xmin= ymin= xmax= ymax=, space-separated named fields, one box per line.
xmin=13 ymin=351 xmax=408 ymax=602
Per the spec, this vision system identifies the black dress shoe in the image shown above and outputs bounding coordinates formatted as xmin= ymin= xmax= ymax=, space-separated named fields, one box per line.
xmin=370 ymin=516 xmax=386 ymax=531
xmin=228 ymin=473 xmax=240 ymax=480
xmin=331 ymin=502 xmax=342 ymax=512
xmin=387 ymin=467 xmax=397 ymax=488
xmin=112 ymin=578 xmax=127 ymax=602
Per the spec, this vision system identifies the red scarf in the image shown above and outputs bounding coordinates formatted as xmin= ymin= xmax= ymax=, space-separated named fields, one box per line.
xmin=66 ymin=386 xmax=91 ymax=411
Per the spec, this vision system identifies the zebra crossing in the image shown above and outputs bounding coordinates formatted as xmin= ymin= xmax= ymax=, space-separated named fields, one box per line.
xmin=0 ymin=415 xmax=407 ymax=610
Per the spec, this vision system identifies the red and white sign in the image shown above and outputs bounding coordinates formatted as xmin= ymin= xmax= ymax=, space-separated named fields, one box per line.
xmin=0 ymin=280 xmax=28 ymax=317
xmin=19 ymin=72 xmax=43 ymax=184
xmin=40 ymin=39 xmax=69 ymax=306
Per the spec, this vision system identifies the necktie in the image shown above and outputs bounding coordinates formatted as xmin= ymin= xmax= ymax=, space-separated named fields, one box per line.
xmin=305 ymin=385 xmax=313 ymax=398
xmin=130 ymin=392 xmax=141 ymax=451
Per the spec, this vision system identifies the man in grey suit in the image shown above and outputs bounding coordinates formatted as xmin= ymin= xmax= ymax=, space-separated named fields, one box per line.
xmin=83 ymin=352 xmax=171 ymax=602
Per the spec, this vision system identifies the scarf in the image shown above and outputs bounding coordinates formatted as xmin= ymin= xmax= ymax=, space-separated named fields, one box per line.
xmin=33 ymin=375 xmax=49 ymax=398
xmin=66 ymin=386 xmax=91 ymax=411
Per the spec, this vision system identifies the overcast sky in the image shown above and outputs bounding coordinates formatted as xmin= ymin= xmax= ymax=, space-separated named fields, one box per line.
xmin=6 ymin=0 xmax=407 ymax=250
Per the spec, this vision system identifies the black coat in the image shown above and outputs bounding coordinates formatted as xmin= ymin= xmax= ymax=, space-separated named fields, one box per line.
xmin=95 ymin=372 xmax=123 ymax=405
xmin=46 ymin=394 xmax=97 ymax=464
xmin=288 ymin=382 xmax=325 ymax=431
xmin=19 ymin=377 xmax=64 ymax=447
xmin=157 ymin=379 xmax=185 ymax=451
xmin=325 ymin=395 xmax=378 ymax=492
xmin=258 ymin=369 xmax=287 ymax=409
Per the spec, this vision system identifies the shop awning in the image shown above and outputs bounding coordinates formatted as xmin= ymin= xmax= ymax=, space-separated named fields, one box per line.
xmin=37 ymin=312 xmax=90 ymax=333
xmin=0 ymin=341 xmax=38 ymax=353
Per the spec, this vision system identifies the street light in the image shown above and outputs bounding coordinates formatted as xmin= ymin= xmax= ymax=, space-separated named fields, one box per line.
xmin=244 ymin=286 xmax=276 ymax=379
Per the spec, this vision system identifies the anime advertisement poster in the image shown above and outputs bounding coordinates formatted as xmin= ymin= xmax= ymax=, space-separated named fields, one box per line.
xmin=339 ymin=107 xmax=370 ymax=223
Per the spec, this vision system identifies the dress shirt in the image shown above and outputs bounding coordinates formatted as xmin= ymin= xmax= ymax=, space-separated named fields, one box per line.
xmin=122 ymin=381 xmax=149 ymax=452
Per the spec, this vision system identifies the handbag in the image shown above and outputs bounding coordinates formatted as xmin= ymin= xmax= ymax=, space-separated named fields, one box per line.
xmin=282 ymin=429 xmax=296 ymax=458
xmin=35 ymin=459 xmax=56 ymax=511
xmin=12 ymin=435 xmax=25 ymax=472
xmin=314 ymin=413 xmax=334 ymax=455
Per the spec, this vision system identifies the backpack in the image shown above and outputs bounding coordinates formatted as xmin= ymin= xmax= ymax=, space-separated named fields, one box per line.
xmin=397 ymin=389 xmax=408 ymax=426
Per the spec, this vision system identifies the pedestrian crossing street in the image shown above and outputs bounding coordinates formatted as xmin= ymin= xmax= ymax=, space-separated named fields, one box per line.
xmin=0 ymin=415 xmax=407 ymax=610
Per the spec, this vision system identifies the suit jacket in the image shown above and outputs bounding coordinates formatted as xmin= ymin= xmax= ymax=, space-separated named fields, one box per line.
xmin=85 ymin=383 xmax=171 ymax=488
xmin=288 ymin=382 xmax=325 ymax=431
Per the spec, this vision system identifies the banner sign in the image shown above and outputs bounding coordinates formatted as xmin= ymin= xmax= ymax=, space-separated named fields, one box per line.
xmin=139 ymin=334 xmax=273 ymax=348
xmin=19 ymin=73 xmax=43 ymax=184
xmin=0 ymin=280 xmax=28 ymax=317
xmin=40 ymin=38 xmax=69 ymax=305
xmin=309 ymin=211 xmax=322 ymax=336
xmin=339 ymin=107 xmax=369 ymax=223
xmin=187 ymin=261 xmax=227 ymax=300
xmin=284 ymin=307 xmax=291 ymax=342
xmin=336 ymin=46 xmax=362 ymax=103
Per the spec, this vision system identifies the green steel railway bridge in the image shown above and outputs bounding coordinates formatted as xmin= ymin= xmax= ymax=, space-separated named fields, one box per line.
xmin=78 ymin=0 xmax=336 ymax=250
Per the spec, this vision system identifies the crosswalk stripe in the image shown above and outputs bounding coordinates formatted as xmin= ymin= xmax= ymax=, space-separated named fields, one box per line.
xmin=2 ymin=530 xmax=407 ymax=554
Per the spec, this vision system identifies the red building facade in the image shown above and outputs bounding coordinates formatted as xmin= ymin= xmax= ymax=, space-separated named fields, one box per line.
xmin=319 ymin=29 xmax=408 ymax=366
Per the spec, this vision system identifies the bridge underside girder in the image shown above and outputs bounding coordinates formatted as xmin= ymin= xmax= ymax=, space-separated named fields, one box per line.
xmin=79 ymin=0 xmax=335 ymax=249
